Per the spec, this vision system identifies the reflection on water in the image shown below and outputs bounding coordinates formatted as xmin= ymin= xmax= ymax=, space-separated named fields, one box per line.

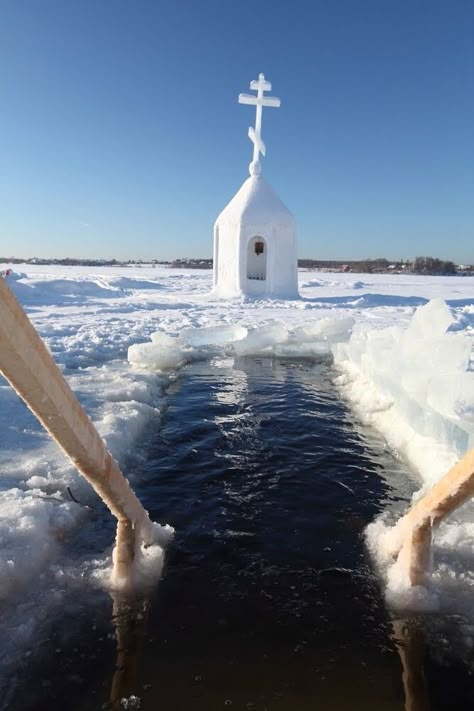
xmin=109 ymin=595 xmax=149 ymax=710
xmin=8 ymin=357 xmax=474 ymax=710
xmin=392 ymin=619 xmax=429 ymax=711
xmin=212 ymin=357 xmax=249 ymax=409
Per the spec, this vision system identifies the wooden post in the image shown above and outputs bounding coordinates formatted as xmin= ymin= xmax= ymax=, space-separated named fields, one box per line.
xmin=0 ymin=276 xmax=155 ymax=584
xmin=396 ymin=519 xmax=433 ymax=587
xmin=386 ymin=449 xmax=474 ymax=586
xmin=112 ymin=520 xmax=137 ymax=582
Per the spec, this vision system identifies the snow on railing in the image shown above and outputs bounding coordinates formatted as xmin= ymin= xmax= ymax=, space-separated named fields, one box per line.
xmin=0 ymin=275 xmax=169 ymax=589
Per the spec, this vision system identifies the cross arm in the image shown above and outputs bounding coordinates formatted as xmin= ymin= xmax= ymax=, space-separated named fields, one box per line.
xmin=261 ymin=96 xmax=281 ymax=107
xmin=238 ymin=93 xmax=281 ymax=107
xmin=250 ymin=78 xmax=272 ymax=91
xmin=238 ymin=93 xmax=258 ymax=105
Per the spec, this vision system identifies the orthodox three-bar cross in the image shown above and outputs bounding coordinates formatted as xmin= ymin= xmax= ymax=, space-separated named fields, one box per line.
xmin=238 ymin=73 xmax=280 ymax=174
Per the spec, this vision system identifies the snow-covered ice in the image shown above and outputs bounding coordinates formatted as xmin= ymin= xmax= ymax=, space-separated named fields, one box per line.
xmin=0 ymin=263 xmax=473 ymax=665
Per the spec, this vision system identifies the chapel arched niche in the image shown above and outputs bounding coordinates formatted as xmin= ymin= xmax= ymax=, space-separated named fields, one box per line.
xmin=247 ymin=236 xmax=267 ymax=281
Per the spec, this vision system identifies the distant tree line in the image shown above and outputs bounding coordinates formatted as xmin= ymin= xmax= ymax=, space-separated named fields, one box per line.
xmin=299 ymin=257 xmax=466 ymax=274
xmin=171 ymin=258 xmax=212 ymax=269
xmin=1 ymin=255 xmax=470 ymax=274
xmin=298 ymin=258 xmax=403 ymax=272
xmin=0 ymin=257 xmax=171 ymax=267
xmin=412 ymin=256 xmax=456 ymax=275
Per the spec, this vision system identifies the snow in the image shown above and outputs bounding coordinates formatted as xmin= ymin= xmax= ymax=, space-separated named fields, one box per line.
xmin=0 ymin=263 xmax=473 ymax=662
xmin=216 ymin=174 xmax=294 ymax=226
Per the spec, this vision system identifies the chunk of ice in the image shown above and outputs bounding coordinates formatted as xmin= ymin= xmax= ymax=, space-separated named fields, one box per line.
xmin=233 ymin=324 xmax=289 ymax=356
xmin=180 ymin=324 xmax=247 ymax=346
xmin=128 ymin=334 xmax=186 ymax=371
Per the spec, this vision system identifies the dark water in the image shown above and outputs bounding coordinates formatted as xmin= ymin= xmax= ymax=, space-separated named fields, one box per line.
xmin=7 ymin=358 xmax=474 ymax=710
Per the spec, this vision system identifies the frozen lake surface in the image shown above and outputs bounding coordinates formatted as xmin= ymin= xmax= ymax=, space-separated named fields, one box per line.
xmin=7 ymin=356 xmax=474 ymax=710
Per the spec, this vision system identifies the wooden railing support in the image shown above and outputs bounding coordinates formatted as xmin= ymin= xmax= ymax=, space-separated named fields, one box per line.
xmin=384 ymin=448 xmax=474 ymax=586
xmin=0 ymin=276 xmax=156 ymax=586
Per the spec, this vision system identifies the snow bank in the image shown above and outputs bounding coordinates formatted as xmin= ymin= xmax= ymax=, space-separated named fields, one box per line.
xmin=331 ymin=299 xmax=474 ymax=610
xmin=0 ymin=489 xmax=81 ymax=602
xmin=333 ymin=299 xmax=473 ymax=484
xmin=7 ymin=274 xmax=123 ymax=305
xmin=4 ymin=270 xmax=169 ymax=306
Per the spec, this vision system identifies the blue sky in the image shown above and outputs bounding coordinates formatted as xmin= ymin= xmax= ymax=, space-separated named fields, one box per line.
xmin=0 ymin=0 xmax=473 ymax=262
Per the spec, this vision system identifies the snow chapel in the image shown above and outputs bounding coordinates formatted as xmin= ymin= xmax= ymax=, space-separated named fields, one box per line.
xmin=213 ymin=73 xmax=299 ymax=299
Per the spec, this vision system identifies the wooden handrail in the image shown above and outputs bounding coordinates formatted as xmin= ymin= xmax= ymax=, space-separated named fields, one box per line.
xmin=0 ymin=276 xmax=156 ymax=586
xmin=384 ymin=448 xmax=474 ymax=585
